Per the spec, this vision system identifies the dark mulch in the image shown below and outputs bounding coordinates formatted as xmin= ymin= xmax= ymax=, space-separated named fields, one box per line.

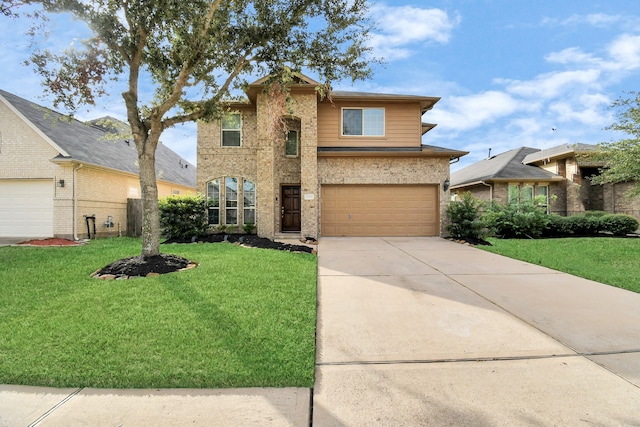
xmin=95 ymin=234 xmax=315 ymax=278
xmin=96 ymin=254 xmax=191 ymax=277
xmin=163 ymin=234 xmax=315 ymax=254
xmin=447 ymin=236 xmax=492 ymax=246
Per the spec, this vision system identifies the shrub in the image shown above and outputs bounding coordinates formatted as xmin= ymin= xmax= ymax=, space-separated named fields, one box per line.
xmin=565 ymin=215 xmax=602 ymax=236
xmin=483 ymin=196 xmax=549 ymax=238
xmin=446 ymin=192 xmax=485 ymax=239
xmin=600 ymin=214 xmax=639 ymax=236
xmin=243 ymin=222 xmax=256 ymax=234
xmin=544 ymin=214 xmax=573 ymax=237
xmin=159 ymin=194 xmax=208 ymax=240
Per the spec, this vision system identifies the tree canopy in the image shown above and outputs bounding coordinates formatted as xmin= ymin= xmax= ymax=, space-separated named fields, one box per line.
xmin=590 ymin=92 xmax=640 ymax=197
xmin=3 ymin=0 xmax=376 ymax=257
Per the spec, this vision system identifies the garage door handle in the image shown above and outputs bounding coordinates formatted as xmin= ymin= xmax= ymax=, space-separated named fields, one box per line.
xmin=348 ymin=214 xmax=352 ymax=219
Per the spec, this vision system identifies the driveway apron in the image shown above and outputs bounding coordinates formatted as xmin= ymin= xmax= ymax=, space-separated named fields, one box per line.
xmin=313 ymin=237 xmax=640 ymax=426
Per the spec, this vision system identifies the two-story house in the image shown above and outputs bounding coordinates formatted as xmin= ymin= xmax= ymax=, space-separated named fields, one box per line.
xmin=197 ymin=74 xmax=466 ymax=239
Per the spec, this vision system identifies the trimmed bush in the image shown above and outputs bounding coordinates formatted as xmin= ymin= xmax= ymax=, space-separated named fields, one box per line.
xmin=446 ymin=192 xmax=485 ymax=240
xmin=600 ymin=214 xmax=639 ymax=236
xmin=483 ymin=197 xmax=549 ymax=238
xmin=543 ymin=213 xmax=639 ymax=237
xmin=159 ymin=193 xmax=208 ymax=240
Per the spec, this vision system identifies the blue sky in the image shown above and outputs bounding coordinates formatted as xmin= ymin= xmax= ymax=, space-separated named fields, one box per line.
xmin=1 ymin=1 xmax=639 ymax=171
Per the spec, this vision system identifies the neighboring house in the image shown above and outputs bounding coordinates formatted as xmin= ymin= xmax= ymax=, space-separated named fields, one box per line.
xmin=451 ymin=143 xmax=640 ymax=219
xmin=197 ymin=73 xmax=466 ymax=239
xmin=0 ymin=89 xmax=196 ymax=240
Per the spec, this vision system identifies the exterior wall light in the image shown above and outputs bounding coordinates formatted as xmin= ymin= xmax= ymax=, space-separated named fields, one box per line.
xmin=443 ymin=178 xmax=450 ymax=192
xmin=57 ymin=179 xmax=65 ymax=188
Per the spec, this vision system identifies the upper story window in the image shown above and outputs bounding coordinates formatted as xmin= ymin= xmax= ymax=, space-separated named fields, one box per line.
xmin=285 ymin=130 xmax=298 ymax=156
xmin=342 ymin=108 xmax=385 ymax=136
xmin=221 ymin=113 xmax=241 ymax=147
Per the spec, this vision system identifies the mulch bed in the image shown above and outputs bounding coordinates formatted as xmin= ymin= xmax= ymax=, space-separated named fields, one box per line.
xmin=18 ymin=238 xmax=83 ymax=246
xmin=94 ymin=234 xmax=315 ymax=279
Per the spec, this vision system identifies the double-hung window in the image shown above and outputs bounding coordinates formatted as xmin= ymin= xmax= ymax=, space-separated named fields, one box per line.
xmin=225 ymin=177 xmax=238 ymax=224
xmin=342 ymin=108 xmax=385 ymax=136
xmin=221 ymin=113 xmax=241 ymax=147
xmin=207 ymin=179 xmax=220 ymax=225
xmin=243 ymin=179 xmax=256 ymax=225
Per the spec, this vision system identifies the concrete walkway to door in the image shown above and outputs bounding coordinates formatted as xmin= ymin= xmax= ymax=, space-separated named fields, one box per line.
xmin=313 ymin=237 xmax=640 ymax=426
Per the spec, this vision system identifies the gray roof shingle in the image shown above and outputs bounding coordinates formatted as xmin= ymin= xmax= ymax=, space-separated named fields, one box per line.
xmin=0 ymin=89 xmax=196 ymax=188
xmin=451 ymin=147 xmax=559 ymax=188
xmin=521 ymin=143 xmax=597 ymax=164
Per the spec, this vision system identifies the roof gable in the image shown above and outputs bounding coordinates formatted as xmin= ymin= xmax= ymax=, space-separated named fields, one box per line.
xmin=522 ymin=143 xmax=598 ymax=165
xmin=451 ymin=147 xmax=559 ymax=188
xmin=0 ymin=89 xmax=196 ymax=188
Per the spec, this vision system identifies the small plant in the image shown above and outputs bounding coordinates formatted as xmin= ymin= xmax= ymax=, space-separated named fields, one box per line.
xmin=225 ymin=225 xmax=237 ymax=234
xmin=446 ymin=192 xmax=485 ymax=240
xmin=483 ymin=196 xmax=549 ymax=238
xmin=159 ymin=193 xmax=208 ymax=240
xmin=243 ymin=222 xmax=256 ymax=234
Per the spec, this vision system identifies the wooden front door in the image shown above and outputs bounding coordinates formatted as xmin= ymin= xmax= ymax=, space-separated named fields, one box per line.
xmin=281 ymin=186 xmax=301 ymax=232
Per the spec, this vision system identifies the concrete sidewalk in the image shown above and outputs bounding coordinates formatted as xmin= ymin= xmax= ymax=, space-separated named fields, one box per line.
xmin=2 ymin=237 xmax=640 ymax=426
xmin=313 ymin=237 xmax=640 ymax=426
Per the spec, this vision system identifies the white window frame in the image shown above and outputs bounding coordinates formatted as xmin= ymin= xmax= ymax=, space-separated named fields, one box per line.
xmin=243 ymin=179 xmax=256 ymax=225
xmin=221 ymin=113 xmax=242 ymax=147
xmin=225 ymin=177 xmax=238 ymax=225
xmin=341 ymin=107 xmax=385 ymax=136
xmin=207 ymin=179 xmax=220 ymax=225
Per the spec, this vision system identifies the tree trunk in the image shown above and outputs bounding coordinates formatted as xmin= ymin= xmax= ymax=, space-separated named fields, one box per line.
xmin=138 ymin=138 xmax=161 ymax=257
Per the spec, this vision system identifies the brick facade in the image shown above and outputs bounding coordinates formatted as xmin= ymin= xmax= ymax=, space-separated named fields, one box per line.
xmin=196 ymin=77 xmax=458 ymax=239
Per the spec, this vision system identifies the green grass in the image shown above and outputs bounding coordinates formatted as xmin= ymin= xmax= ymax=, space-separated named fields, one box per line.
xmin=0 ymin=238 xmax=317 ymax=388
xmin=481 ymin=237 xmax=640 ymax=293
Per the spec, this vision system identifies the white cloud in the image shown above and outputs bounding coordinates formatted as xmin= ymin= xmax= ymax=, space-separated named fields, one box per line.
xmin=369 ymin=5 xmax=459 ymax=60
xmin=545 ymin=47 xmax=602 ymax=66
xmin=541 ymin=13 xmax=637 ymax=29
xmin=428 ymin=91 xmax=524 ymax=132
xmin=606 ymin=33 xmax=640 ymax=71
xmin=499 ymin=69 xmax=602 ymax=99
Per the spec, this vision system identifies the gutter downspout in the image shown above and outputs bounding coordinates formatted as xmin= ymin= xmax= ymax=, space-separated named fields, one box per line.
xmin=481 ymin=181 xmax=493 ymax=201
xmin=73 ymin=163 xmax=83 ymax=240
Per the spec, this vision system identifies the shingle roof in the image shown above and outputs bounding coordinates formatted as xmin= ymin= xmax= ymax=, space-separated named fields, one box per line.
xmin=522 ymin=143 xmax=597 ymax=164
xmin=450 ymin=147 xmax=559 ymax=188
xmin=0 ymin=89 xmax=196 ymax=188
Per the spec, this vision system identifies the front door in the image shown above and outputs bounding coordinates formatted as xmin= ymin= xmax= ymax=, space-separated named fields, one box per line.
xmin=281 ymin=186 xmax=301 ymax=232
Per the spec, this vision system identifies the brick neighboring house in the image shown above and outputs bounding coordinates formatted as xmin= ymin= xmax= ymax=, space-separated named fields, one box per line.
xmin=450 ymin=143 xmax=640 ymax=219
xmin=197 ymin=73 xmax=466 ymax=239
xmin=0 ymin=89 xmax=196 ymax=240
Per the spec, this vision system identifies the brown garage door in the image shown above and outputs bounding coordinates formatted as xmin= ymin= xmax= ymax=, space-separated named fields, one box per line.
xmin=321 ymin=184 xmax=439 ymax=237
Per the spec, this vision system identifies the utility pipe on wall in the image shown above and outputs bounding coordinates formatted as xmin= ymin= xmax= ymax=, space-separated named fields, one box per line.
xmin=72 ymin=163 xmax=83 ymax=240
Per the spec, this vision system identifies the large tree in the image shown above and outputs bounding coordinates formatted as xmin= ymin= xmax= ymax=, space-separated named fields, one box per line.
xmin=589 ymin=92 xmax=640 ymax=197
xmin=3 ymin=0 xmax=374 ymax=257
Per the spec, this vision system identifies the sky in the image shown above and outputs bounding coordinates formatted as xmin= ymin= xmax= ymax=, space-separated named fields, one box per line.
xmin=1 ymin=1 xmax=639 ymax=171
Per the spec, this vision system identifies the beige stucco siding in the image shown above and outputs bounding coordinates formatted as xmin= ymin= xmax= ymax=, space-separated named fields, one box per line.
xmin=317 ymin=101 xmax=422 ymax=148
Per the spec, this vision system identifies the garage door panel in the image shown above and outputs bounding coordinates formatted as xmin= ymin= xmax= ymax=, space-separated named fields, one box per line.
xmin=321 ymin=184 xmax=438 ymax=237
xmin=0 ymin=180 xmax=54 ymax=238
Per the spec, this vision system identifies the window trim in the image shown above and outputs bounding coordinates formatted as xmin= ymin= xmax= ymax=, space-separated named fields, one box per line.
xmin=221 ymin=113 xmax=242 ymax=147
xmin=225 ymin=177 xmax=238 ymax=225
xmin=243 ymin=179 xmax=256 ymax=225
xmin=207 ymin=179 xmax=220 ymax=225
xmin=341 ymin=107 xmax=385 ymax=137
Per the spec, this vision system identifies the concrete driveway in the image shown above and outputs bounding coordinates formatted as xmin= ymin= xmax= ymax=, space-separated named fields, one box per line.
xmin=313 ymin=237 xmax=640 ymax=426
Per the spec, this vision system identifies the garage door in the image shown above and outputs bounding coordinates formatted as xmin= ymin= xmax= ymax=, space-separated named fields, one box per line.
xmin=0 ymin=180 xmax=54 ymax=238
xmin=321 ymin=184 xmax=439 ymax=236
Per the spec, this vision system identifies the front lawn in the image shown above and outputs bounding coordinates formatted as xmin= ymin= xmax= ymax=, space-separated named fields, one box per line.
xmin=0 ymin=238 xmax=317 ymax=388
xmin=481 ymin=237 xmax=640 ymax=293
